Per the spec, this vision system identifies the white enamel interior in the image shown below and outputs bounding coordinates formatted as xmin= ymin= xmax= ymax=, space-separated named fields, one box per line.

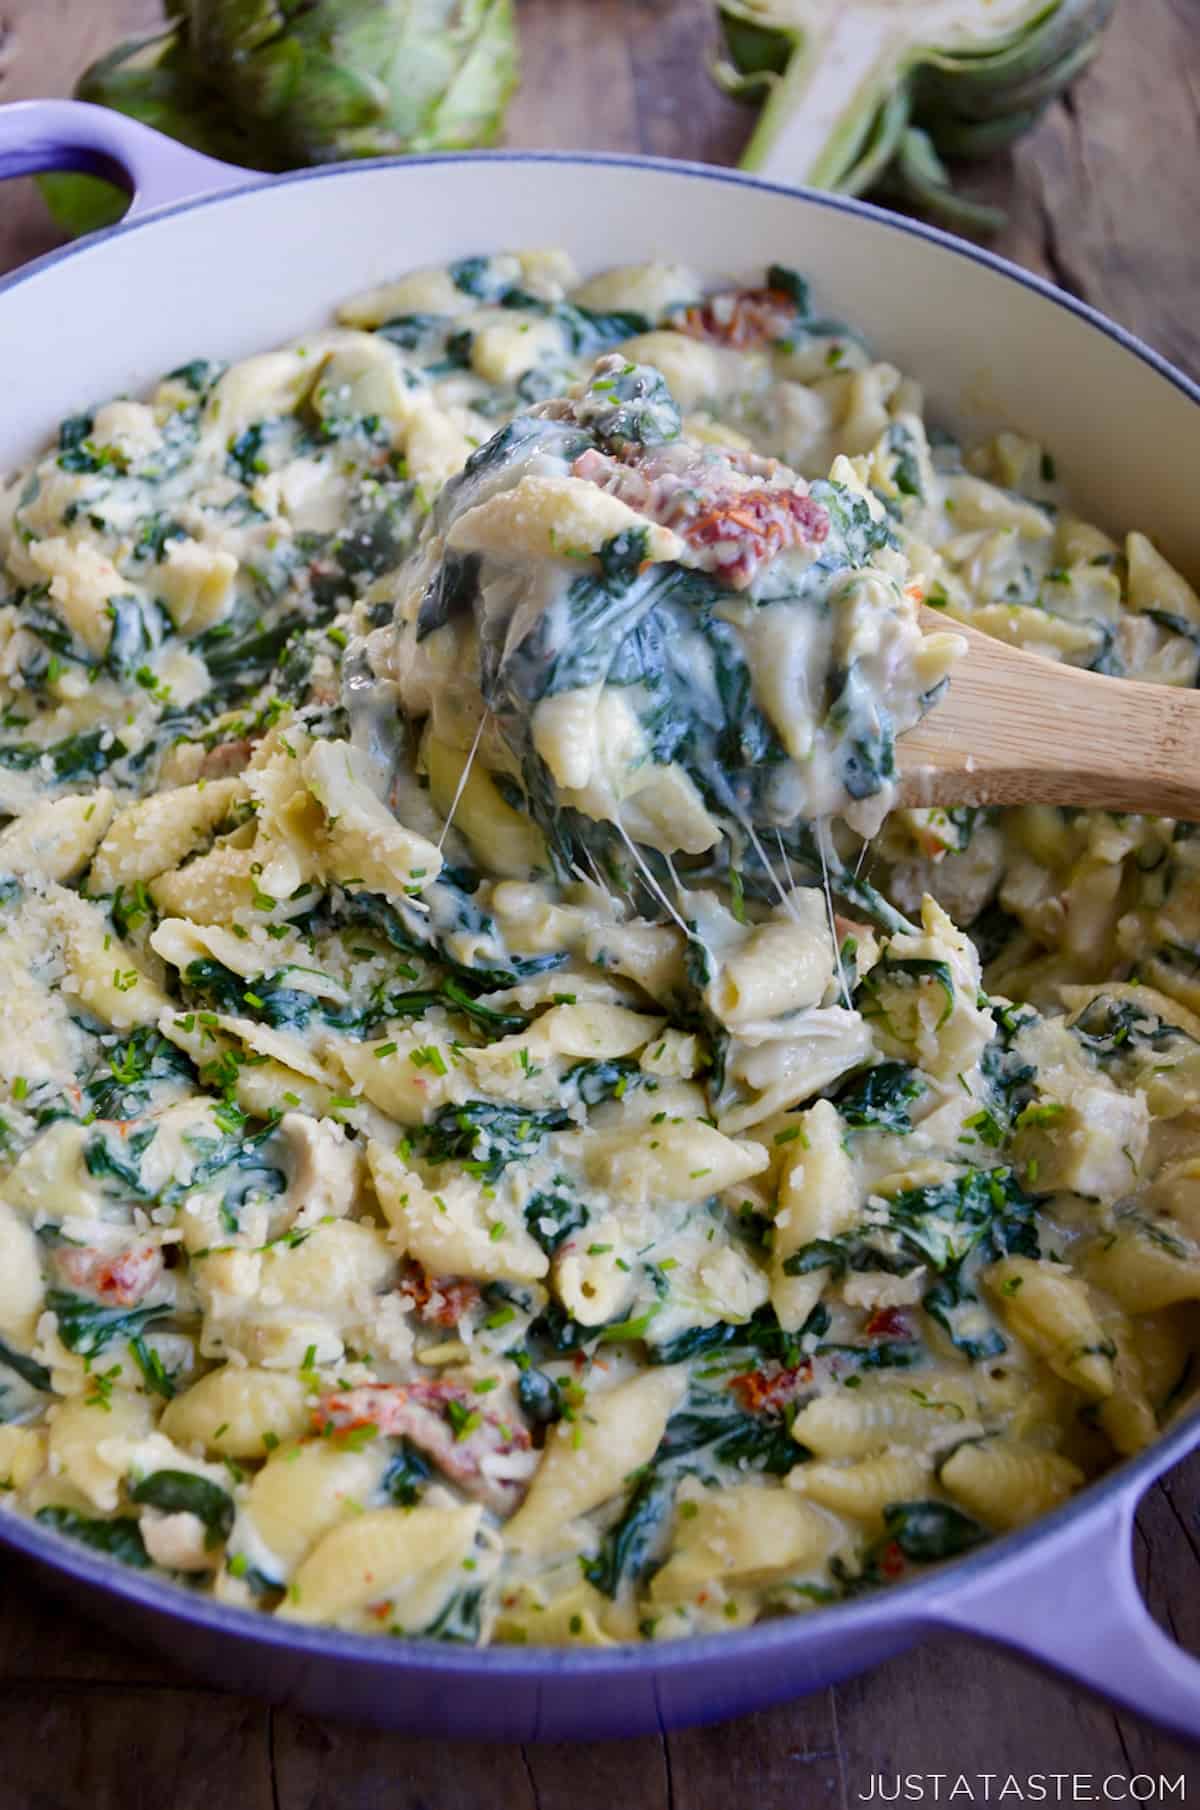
xmin=1 ymin=155 xmax=1198 ymax=575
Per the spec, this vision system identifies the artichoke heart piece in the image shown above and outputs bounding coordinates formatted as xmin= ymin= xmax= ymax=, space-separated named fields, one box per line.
xmin=714 ymin=0 xmax=1117 ymax=231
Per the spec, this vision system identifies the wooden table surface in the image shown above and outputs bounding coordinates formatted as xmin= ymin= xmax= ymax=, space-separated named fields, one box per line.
xmin=1 ymin=2 xmax=1199 ymax=1803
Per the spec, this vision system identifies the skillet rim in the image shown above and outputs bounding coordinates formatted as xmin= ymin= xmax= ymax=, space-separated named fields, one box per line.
xmin=0 ymin=144 xmax=1196 ymax=1676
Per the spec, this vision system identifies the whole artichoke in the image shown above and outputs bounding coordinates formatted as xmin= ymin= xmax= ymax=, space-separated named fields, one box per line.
xmin=44 ymin=0 xmax=519 ymax=236
xmin=714 ymin=0 xmax=1118 ymax=231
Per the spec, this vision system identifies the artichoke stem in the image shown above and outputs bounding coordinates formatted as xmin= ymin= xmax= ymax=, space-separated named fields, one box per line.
xmin=739 ymin=13 xmax=913 ymax=190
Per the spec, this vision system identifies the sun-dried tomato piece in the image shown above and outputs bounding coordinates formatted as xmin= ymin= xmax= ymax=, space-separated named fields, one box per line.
xmin=682 ymin=487 xmax=829 ymax=588
xmin=879 ymin=1539 xmax=907 ymax=1579
xmin=670 ymin=287 xmax=798 ymax=350
xmin=571 ymin=441 xmax=827 ymax=591
xmin=399 ymin=1262 xmax=481 ymax=1328
xmin=729 ymin=1361 xmax=813 ymax=1414
xmin=864 ymin=1306 xmax=910 ymax=1342
xmin=56 ymin=1242 xmax=163 ymax=1307
xmin=313 ymin=1379 xmax=532 ymax=1514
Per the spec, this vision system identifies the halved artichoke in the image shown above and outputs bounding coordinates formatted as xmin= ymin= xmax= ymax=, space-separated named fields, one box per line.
xmin=44 ymin=0 xmax=519 ymax=236
xmin=715 ymin=0 xmax=1118 ymax=231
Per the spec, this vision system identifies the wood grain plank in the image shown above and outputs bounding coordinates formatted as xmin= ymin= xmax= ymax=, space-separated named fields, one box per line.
xmin=1134 ymin=1450 xmax=1200 ymax=1661
xmin=0 ymin=0 xmax=160 ymax=276
xmin=620 ymin=0 xmax=749 ymax=166
xmin=507 ymin=0 xmax=639 ymax=153
xmin=270 ymin=1714 xmax=537 ymax=1810
xmin=961 ymin=0 xmax=1200 ymax=381
xmin=508 ymin=0 xmax=747 ymax=166
xmin=0 ymin=1686 xmax=273 ymax=1810
xmin=834 ymin=1633 xmax=1136 ymax=1787
xmin=1120 ymin=1450 xmax=1200 ymax=1778
xmin=522 ymin=1736 xmax=670 ymax=1810
xmin=1022 ymin=0 xmax=1200 ymax=381
xmin=665 ymin=1688 xmax=845 ymax=1810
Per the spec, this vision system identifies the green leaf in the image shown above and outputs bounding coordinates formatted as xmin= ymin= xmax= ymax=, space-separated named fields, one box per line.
xmin=130 ymin=1336 xmax=177 ymax=1400
xmin=886 ymin=422 xmax=924 ymax=499
xmin=922 ymin=1274 xmax=1006 ymax=1361
xmin=84 ymin=1123 xmax=158 ymax=1197
xmin=228 ymin=422 xmax=275 ymax=483
xmin=808 ymin=479 xmax=898 ymax=566
xmin=82 ymin=1029 xmax=194 ymax=1124
xmin=564 ymin=1057 xmax=645 ymax=1108
xmin=832 ymin=1060 xmax=926 ymax=1133
xmin=426 ymin=980 xmax=528 ymax=1038
xmin=765 ymin=263 xmax=811 ymax=311
xmin=45 ymin=1289 xmax=171 ymax=1359
xmin=583 ymin=1469 xmax=676 ymax=1599
xmin=979 ymin=1004 xmax=1039 ymax=1127
xmin=57 ymin=413 xmax=102 ymax=472
xmin=35 ymin=1506 xmax=151 ymax=1569
xmin=516 ymin=1366 xmax=563 ymax=1426
xmin=333 ymin=882 xmax=566 ymax=990
xmin=0 ymin=729 xmax=128 ymax=781
xmin=415 ymin=1100 xmax=570 ymax=1184
xmin=523 ymin=1186 xmax=588 ymax=1256
xmin=783 ymin=1236 xmax=917 ymax=1282
xmin=422 ymin=1584 xmax=486 ymax=1644
xmin=1071 ymin=993 xmax=1196 ymax=1064
xmin=884 ymin=1166 xmax=1038 ymax=1272
xmin=449 ymin=255 xmax=499 ymax=299
xmin=882 ymin=1499 xmax=990 ymax=1561
xmin=647 ymin=1321 xmax=744 ymax=1365
xmin=382 ymin=1441 xmax=433 ymax=1506
xmin=819 ymin=1337 xmax=922 ymax=1371
xmin=129 ymin=1469 xmax=235 ymax=1545
xmin=0 ymin=1336 xmax=53 ymax=1395
xmin=659 ymin=1379 xmax=801 ymax=1479
xmin=575 ymin=362 xmax=681 ymax=451
xmin=526 ymin=1301 xmax=598 ymax=1355
xmin=376 ymin=313 xmax=451 ymax=353
xmin=105 ymin=594 xmax=166 ymax=680
xmin=166 ymin=359 xmax=226 ymax=396
xmin=858 ymin=956 xmax=956 ymax=1029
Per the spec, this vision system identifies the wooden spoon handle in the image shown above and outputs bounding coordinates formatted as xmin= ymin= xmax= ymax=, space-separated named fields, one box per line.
xmin=898 ymin=607 xmax=1200 ymax=818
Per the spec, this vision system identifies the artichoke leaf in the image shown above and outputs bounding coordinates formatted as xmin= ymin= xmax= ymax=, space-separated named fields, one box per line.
xmin=177 ymin=0 xmax=519 ymax=162
xmin=40 ymin=22 xmax=253 ymax=239
xmin=885 ymin=127 xmax=1007 ymax=234
xmin=45 ymin=0 xmax=520 ymax=237
xmin=185 ymin=2 xmax=292 ymax=69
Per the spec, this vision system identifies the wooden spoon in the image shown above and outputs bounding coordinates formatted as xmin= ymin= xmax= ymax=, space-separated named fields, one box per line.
xmin=897 ymin=606 xmax=1200 ymax=818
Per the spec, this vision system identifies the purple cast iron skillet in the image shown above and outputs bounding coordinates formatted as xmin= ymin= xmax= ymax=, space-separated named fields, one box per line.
xmin=0 ymin=98 xmax=1196 ymax=1743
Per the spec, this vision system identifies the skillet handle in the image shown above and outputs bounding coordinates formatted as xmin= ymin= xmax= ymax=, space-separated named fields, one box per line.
xmin=923 ymin=1476 xmax=1200 ymax=1740
xmin=0 ymin=98 xmax=254 ymax=219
